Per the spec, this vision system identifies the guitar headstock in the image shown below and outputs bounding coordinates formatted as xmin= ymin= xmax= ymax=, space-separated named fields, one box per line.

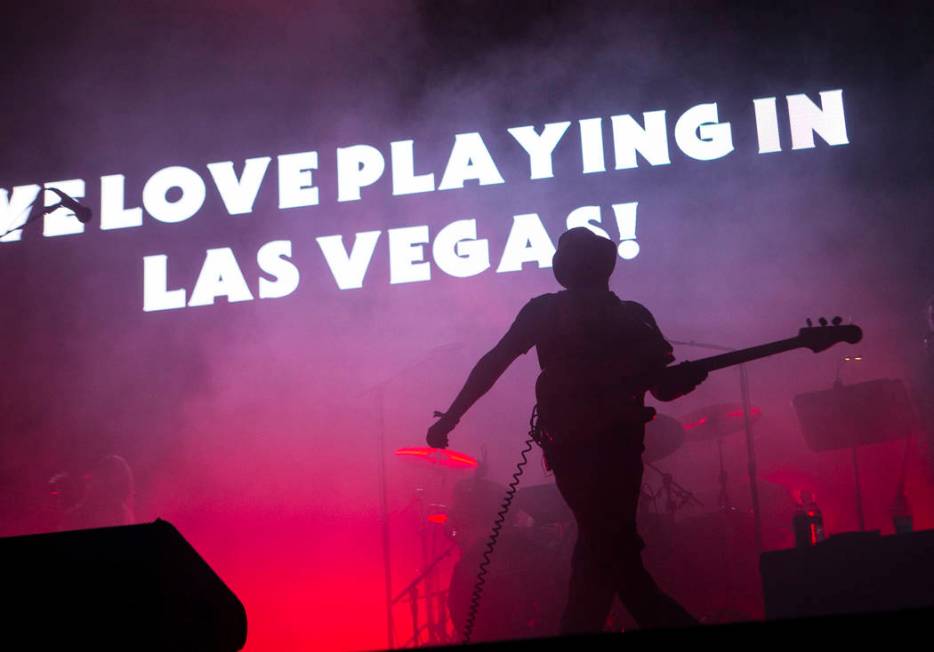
xmin=798 ymin=316 xmax=863 ymax=353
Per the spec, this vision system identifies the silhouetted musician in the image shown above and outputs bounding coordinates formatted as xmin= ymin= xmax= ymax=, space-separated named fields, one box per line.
xmin=426 ymin=227 xmax=706 ymax=633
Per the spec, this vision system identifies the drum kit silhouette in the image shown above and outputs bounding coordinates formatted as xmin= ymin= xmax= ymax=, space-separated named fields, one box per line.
xmin=393 ymin=403 xmax=764 ymax=643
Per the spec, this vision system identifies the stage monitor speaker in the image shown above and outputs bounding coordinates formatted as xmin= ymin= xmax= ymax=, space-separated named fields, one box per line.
xmin=760 ymin=529 xmax=934 ymax=620
xmin=0 ymin=519 xmax=247 ymax=651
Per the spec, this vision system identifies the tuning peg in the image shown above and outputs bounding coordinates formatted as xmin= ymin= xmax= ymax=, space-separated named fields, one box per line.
xmin=806 ymin=318 xmax=813 ymax=327
xmin=819 ymin=317 xmax=828 ymax=327
xmin=832 ymin=316 xmax=842 ymax=326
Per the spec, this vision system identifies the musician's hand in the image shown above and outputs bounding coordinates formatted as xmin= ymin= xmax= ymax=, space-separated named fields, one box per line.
xmin=672 ymin=364 xmax=707 ymax=395
xmin=654 ymin=364 xmax=708 ymax=401
xmin=426 ymin=411 xmax=459 ymax=449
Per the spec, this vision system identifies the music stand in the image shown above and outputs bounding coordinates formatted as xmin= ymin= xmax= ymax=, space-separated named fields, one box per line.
xmin=793 ymin=378 xmax=915 ymax=530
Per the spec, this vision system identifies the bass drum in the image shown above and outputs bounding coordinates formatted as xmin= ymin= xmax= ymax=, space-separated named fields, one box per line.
xmin=447 ymin=527 xmax=570 ymax=643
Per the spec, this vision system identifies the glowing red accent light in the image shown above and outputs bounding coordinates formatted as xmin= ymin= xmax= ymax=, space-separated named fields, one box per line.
xmin=394 ymin=447 xmax=479 ymax=469
xmin=683 ymin=416 xmax=708 ymax=430
xmin=427 ymin=513 xmax=448 ymax=524
xmin=726 ymin=407 xmax=762 ymax=419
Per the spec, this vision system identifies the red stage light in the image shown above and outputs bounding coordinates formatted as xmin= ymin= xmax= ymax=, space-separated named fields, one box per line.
xmin=394 ymin=447 xmax=479 ymax=469
xmin=683 ymin=416 xmax=709 ymax=430
xmin=726 ymin=407 xmax=762 ymax=419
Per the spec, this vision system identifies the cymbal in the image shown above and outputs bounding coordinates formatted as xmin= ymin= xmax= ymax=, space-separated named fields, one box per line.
xmin=681 ymin=403 xmax=762 ymax=442
xmin=644 ymin=413 xmax=686 ymax=462
xmin=394 ymin=447 xmax=479 ymax=469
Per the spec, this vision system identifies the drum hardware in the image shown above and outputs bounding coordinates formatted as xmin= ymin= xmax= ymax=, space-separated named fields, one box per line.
xmin=364 ymin=342 xmax=464 ymax=649
xmin=389 ymin=541 xmax=459 ymax=647
xmin=394 ymin=446 xmax=479 ymax=469
xmin=669 ymin=337 xmax=766 ymax=550
xmin=386 ymin=444 xmax=483 ymax=647
xmin=643 ymin=461 xmax=703 ymax=517
xmin=680 ymin=403 xmax=763 ymax=511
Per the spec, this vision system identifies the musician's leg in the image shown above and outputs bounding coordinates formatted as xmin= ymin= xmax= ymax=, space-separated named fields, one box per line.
xmin=611 ymin=465 xmax=698 ymax=629
xmin=559 ymin=526 xmax=616 ymax=634
xmin=551 ymin=443 xmax=626 ymax=634
xmin=614 ymin=546 xmax=698 ymax=628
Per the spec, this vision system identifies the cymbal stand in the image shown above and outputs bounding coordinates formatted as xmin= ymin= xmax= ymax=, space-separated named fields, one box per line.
xmin=390 ymin=540 xmax=458 ymax=647
xmin=716 ymin=436 xmax=731 ymax=511
xmin=361 ymin=342 xmax=462 ymax=649
xmin=645 ymin=461 xmax=704 ymax=516
xmin=669 ymin=338 xmax=764 ymax=553
xmin=393 ymin=468 xmax=458 ymax=647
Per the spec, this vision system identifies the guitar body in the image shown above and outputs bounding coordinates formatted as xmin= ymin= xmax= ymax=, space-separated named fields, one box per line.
xmin=534 ymin=369 xmax=654 ymax=449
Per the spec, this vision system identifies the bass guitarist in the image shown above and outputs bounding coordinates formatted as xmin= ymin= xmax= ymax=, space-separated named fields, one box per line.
xmin=426 ymin=227 xmax=706 ymax=634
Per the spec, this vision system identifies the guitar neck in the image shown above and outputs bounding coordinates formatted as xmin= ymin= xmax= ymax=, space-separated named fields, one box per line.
xmin=691 ymin=337 xmax=803 ymax=373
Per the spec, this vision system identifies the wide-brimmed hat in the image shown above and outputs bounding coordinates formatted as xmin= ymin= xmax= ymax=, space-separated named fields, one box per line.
xmin=552 ymin=227 xmax=617 ymax=289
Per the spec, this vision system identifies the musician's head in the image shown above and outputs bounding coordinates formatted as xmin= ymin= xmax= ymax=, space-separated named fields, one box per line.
xmin=552 ymin=227 xmax=617 ymax=290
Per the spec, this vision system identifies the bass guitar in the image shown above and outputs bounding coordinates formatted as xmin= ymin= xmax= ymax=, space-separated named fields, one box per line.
xmin=534 ymin=317 xmax=863 ymax=438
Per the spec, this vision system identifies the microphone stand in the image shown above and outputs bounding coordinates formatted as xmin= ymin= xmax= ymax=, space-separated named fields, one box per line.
xmin=668 ymin=338 xmax=764 ymax=554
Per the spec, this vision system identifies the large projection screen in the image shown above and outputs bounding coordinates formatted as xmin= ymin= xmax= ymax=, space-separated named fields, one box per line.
xmin=2 ymin=2 xmax=932 ymax=649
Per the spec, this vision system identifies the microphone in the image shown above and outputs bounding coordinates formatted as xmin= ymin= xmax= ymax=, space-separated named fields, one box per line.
xmin=47 ymin=187 xmax=93 ymax=224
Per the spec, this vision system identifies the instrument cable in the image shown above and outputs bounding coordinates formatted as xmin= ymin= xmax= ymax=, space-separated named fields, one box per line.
xmin=461 ymin=406 xmax=541 ymax=644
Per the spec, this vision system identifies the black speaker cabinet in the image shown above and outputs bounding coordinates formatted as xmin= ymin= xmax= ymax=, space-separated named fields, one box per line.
xmin=760 ymin=529 xmax=934 ymax=620
xmin=0 ymin=519 xmax=247 ymax=650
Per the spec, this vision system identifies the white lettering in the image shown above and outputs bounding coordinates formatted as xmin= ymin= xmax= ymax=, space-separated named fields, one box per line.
xmin=142 ymin=254 xmax=187 ymax=311
xmin=496 ymin=213 xmax=555 ymax=273
xmin=565 ymin=205 xmax=611 ymax=240
xmin=788 ymin=89 xmax=849 ymax=150
xmin=188 ymin=248 xmax=254 ymax=307
xmin=507 ymin=122 xmax=571 ymax=180
xmin=389 ymin=225 xmax=431 ymax=284
xmin=753 ymin=97 xmax=782 ymax=154
xmin=433 ymin=219 xmax=489 ymax=278
xmin=438 ymin=133 xmax=505 ymax=190
xmin=391 ymin=140 xmax=435 ymax=195
xmin=337 ymin=145 xmax=385 ymax=202
xmin=257 ymin=240 xmax=300 ymax=299
xmin=611 ymin=110 xmax=670 ymax=169
xmin=142 ymin=166 xmax=207 ymax=223
xmin=579 ymin=118 xmax=606 ymax=174
xmin=207 ymin=156 xmax=271 ymax=215
xmin=100 ymin=174 xmax=143 ymax=230
xmin=674 ymin=103 xmax=734 ymax=161
xmin=42 ymin=179 xmax=86 ymax=237
xmin=317 ymin=231 xmax=381 ymax=290
xmin=0 ymin=184 xmax=41 ymax=242
xmin=278 ymin=151 xmax=319 ymax=209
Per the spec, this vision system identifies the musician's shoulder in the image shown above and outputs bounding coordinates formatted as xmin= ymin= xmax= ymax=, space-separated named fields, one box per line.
xmin=617 ymin=297 xmax=663 ymax=324
xmin=523 ymin=292 xmax=561 ymax=308
xmin=615 ymin=295 xmax=653 ymax=313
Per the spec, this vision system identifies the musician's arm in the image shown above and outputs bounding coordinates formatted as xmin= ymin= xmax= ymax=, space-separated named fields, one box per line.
xmin=427 ymin=301 xmax=539 ymax=448
xmin=447 ymin=343 xmax=520 ymax=421
xmin=626 ymin=301 xmax=706 ymax=401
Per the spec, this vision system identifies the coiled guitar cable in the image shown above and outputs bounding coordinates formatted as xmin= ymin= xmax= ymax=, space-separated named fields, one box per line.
xmin=461 ymin=406 xmax=542 ymax=644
